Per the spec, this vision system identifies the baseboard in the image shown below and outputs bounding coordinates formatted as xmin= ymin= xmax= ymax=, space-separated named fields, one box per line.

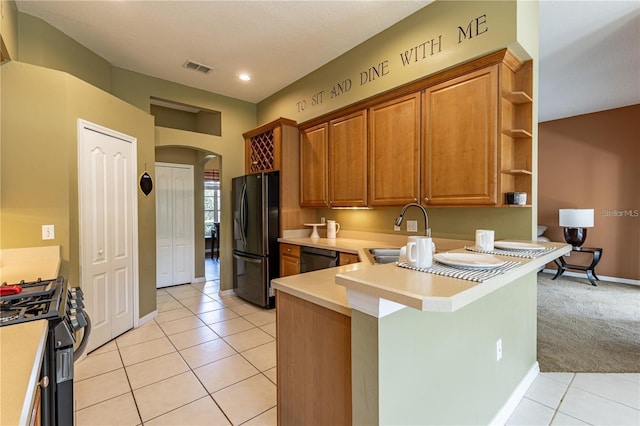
xmin=541 ymin=269 xmax=640 ymax=286
xmin=192 ymin=276 xmax=205 ymax=284
xmin=219 ymin=289 xmax=235 ymax=297
xmin=137 ymin=310 xmax=158 ymax=327
xmin=489 ymin=362 xmax=539 ymax=426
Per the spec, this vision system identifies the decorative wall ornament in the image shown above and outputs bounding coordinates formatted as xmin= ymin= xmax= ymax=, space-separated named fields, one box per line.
xmin=140 ymin=171 xmax=153 ymax=196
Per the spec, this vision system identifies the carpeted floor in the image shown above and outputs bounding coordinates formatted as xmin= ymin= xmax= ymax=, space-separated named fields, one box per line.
xmin=537 ymin=272 xmax=640 ymax=373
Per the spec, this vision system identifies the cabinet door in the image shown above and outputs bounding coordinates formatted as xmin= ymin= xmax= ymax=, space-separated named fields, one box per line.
xmin=329 ymin=110 xmax=367 ymax=207
xmin=369 ymin=93 xmax=421 ymax=206
xmin=280 ymin=255 xmax=300 ymax=277
xmin=300 ymin=123 xmax=329 ymax=207
xmin=339 ymin=252 xmax=360 ymax=266
xmin=279 ymin=244 xmax=301 ymax=277
xmin=422 ymin=66 xmax=498 ymax=205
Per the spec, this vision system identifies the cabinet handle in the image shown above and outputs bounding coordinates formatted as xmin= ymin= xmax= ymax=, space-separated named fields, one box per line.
xmin=287 ymin=248 xmax=291 ymax=253
xmin=413 ymin=198 xmax=417 ymax=202
xmin=39 ymin=376 xmax=49 ymax=389
xmin=252 ymin=161 xmax=258 ymax=165
xmin=424 ymin=197 xmax=430 ymax=202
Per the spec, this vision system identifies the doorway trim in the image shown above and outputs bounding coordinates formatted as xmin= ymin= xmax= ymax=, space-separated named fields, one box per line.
xmin=77 ymin=119 xmax=140 ymax=328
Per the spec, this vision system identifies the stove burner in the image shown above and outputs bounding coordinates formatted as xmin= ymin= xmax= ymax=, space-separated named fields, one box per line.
xmin=0 ymin=309 xmax=22 ymax=323
xmin=0 ymin=277 xmax=65 ymax=326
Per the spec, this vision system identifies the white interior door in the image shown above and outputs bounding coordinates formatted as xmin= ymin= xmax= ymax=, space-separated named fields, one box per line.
xmin=79 ymin=120 xmax=137 ymax=352
xmin=156 ymin=163 xmax=194 ymax=288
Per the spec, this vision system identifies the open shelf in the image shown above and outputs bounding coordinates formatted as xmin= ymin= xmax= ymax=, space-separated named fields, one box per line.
xmin=502 ymin=129 xmax=532 ymax=138
xmin=502 ymin=169 xmax=533 ymax=176
xmin=503 ymin=91 xmax=533 ymax=104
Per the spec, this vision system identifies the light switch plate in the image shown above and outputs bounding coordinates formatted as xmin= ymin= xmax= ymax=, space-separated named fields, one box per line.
xmin=42 ymin=224 xmax=55 ymax=240
xmin=407 ymin=220 xmax=418 ymax=232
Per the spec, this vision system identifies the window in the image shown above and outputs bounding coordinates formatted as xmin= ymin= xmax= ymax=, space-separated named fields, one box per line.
xmin=204 ymin=170 xmax=221 ymax=237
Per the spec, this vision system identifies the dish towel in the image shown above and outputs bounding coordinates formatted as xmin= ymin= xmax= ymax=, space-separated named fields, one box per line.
xmin=397 ymin=260 xmax=521 ymax=283
xmin=465 ymin=246 xmax=557 ymax=259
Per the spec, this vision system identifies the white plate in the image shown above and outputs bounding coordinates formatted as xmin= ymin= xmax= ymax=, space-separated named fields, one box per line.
xmin=433 ymin=253 xmax=507 ymax=269
xmin=494 ymin=241 xmax=546 ymax=251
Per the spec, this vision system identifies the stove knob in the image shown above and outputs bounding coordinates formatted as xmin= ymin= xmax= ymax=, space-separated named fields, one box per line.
xmin=76 ymin=312 xmax=88 ymax=328
xmin=69 ymin=315 xmax=80 ymax=330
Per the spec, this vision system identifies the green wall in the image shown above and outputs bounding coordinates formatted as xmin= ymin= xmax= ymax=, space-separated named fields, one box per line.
xmin=2 ymin=7 xmax=255 ymax=298
xmin=351 ymin=273 xmax=538 ymax=424
xmin=18 ymin=13 xmax=112 ymax=92
xmin=320 ymin=206 xmax=533 ymax=241
xmin=1 ymin=61 xmax=157 ymax=317
xmin=0 ymin=0 xmax=18 ymax=59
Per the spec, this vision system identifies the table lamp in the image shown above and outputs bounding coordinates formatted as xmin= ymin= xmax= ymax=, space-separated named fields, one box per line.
xmin=559 ymin=209 xmax=594 ymax=249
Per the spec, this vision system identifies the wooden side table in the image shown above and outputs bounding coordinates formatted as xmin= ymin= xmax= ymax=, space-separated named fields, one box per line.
xmin=552 ymin=247 xmax=603 ymax=286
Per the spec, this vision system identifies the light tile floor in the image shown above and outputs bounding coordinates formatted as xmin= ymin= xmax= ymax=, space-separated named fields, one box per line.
xmin=74 ymin=271 xmax=277 ymax=425
xmin=507 ymin=373 xmax=640 ymax=425
xmin=75 ymin=259 xmax=639 ymax=425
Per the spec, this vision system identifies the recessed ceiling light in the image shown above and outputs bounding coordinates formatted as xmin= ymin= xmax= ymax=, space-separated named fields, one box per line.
xmin=238 ymin=74 xmax=251 ymax=81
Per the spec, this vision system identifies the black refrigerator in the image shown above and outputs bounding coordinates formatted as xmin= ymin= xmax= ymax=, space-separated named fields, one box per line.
xmin=232 ymin=171 xmax=279 ymax=308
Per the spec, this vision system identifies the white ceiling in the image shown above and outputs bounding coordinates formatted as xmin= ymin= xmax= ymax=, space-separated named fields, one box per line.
xmin=15 ymin=0 xmax=640 ymax=122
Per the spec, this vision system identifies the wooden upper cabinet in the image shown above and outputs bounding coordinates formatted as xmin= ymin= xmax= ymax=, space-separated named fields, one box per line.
xmin=329 ymin=110 xmax=367 ymax=207
xmin=422 ymin=66 xmax=498 ymax=206
xmin=300 ymin=123 xmax=329 ymax=207
xmin=368 ymin=92 xmax=421 ymax=206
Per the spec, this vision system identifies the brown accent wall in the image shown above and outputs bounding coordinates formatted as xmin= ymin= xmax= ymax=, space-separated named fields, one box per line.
xmin=538 ymin=105 xmax=640 ymax=281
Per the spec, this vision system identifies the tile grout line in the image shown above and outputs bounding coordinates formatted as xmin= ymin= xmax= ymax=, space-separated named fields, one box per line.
xmin=142 ymin=282 xmax=277 ymax=425
xmin=76 ymin=277 xmax=278 ymax=425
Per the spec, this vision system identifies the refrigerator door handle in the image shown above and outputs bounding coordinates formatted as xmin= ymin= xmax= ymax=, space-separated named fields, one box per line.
xmin=233 ymin=253 xmax=263 ymax=264
xmin=239 ymin=182 xmax=247 ymax=247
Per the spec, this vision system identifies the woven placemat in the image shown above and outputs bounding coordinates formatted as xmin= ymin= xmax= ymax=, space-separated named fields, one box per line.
xmin=397 ymin=260 xmax=521 ymax=283
xmin=465 ymin=245 xmax=556 ymax=259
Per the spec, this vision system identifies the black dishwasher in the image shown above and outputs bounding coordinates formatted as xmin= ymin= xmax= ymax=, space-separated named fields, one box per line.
xmin=300 ymin=246 xmax=339 ymax=272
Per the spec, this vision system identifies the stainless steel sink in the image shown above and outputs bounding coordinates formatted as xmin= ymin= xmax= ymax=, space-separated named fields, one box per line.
xmin=365 ymin=248 xmax=400 ymax=264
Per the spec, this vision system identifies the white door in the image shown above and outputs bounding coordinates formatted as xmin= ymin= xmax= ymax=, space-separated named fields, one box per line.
xmin=156 ymin=163 xmax=194 ymax=288
xmin=78 ymin=120 xmax=137 ymax=352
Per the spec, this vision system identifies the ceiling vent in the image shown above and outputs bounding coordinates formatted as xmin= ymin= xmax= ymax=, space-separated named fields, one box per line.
xmin=183 ymin=60 xmax=213 ymax=74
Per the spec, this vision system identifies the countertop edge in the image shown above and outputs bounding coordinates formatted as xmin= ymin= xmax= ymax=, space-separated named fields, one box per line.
xmin=0 ymin=320 xmax=49 ymax=426
xmin=336 ymin=243 xmax=571 ymax=313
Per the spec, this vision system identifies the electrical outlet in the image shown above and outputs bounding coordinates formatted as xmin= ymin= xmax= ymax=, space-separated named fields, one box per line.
xmin=407 ymin=220 xmax=418 ymax=232
xmin=496 ymin=338 xmax=503 ymax=361
xmin=42 ymin=224 xmax=55 ymax=240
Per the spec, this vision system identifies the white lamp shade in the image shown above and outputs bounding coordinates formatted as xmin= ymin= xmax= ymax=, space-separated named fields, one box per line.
xmin=559 ymin=209 xmax=594 ymax=228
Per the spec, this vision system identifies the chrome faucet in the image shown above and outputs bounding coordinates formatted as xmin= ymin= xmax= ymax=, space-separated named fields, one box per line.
xmin=395 ymin=203 xmax=431 ymax=237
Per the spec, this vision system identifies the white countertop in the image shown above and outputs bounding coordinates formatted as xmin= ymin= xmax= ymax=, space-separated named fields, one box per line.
xmin=335 ymin=242 xmax=570 ymax=312
xmin=0 ymin=245 xmax=61 ymax=284
xmin=272 ymin=237 xmax=570 ymax=315
xmin=0 ymin=320 xmax=49 ymax=426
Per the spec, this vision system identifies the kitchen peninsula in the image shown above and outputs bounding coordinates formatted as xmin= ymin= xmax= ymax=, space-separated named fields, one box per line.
xmin=272 ymin=237 xmax=570 ymax=425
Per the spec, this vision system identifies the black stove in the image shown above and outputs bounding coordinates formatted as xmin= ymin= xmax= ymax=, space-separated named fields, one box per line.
xmin=1 ymin=276 xmax=90 ymax=426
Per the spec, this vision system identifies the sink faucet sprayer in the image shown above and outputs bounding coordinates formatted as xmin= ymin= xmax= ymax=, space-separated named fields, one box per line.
xmin=395 ymin=203 xmax=431 ymax=237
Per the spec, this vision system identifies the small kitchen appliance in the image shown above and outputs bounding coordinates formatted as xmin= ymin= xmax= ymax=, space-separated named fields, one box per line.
xmin=0 ymin=277 xmax=90 ymax=426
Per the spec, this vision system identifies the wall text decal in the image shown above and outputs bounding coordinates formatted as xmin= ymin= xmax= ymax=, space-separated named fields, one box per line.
xmin=295 ymin=14 xmax=489 ymax=113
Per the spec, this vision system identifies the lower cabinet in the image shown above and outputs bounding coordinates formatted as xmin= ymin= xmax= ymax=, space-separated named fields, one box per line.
xmin=279 ymin=244 xmax=300 ymax=277
xmin=276 ymin=291 xmax=351 ymax=425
